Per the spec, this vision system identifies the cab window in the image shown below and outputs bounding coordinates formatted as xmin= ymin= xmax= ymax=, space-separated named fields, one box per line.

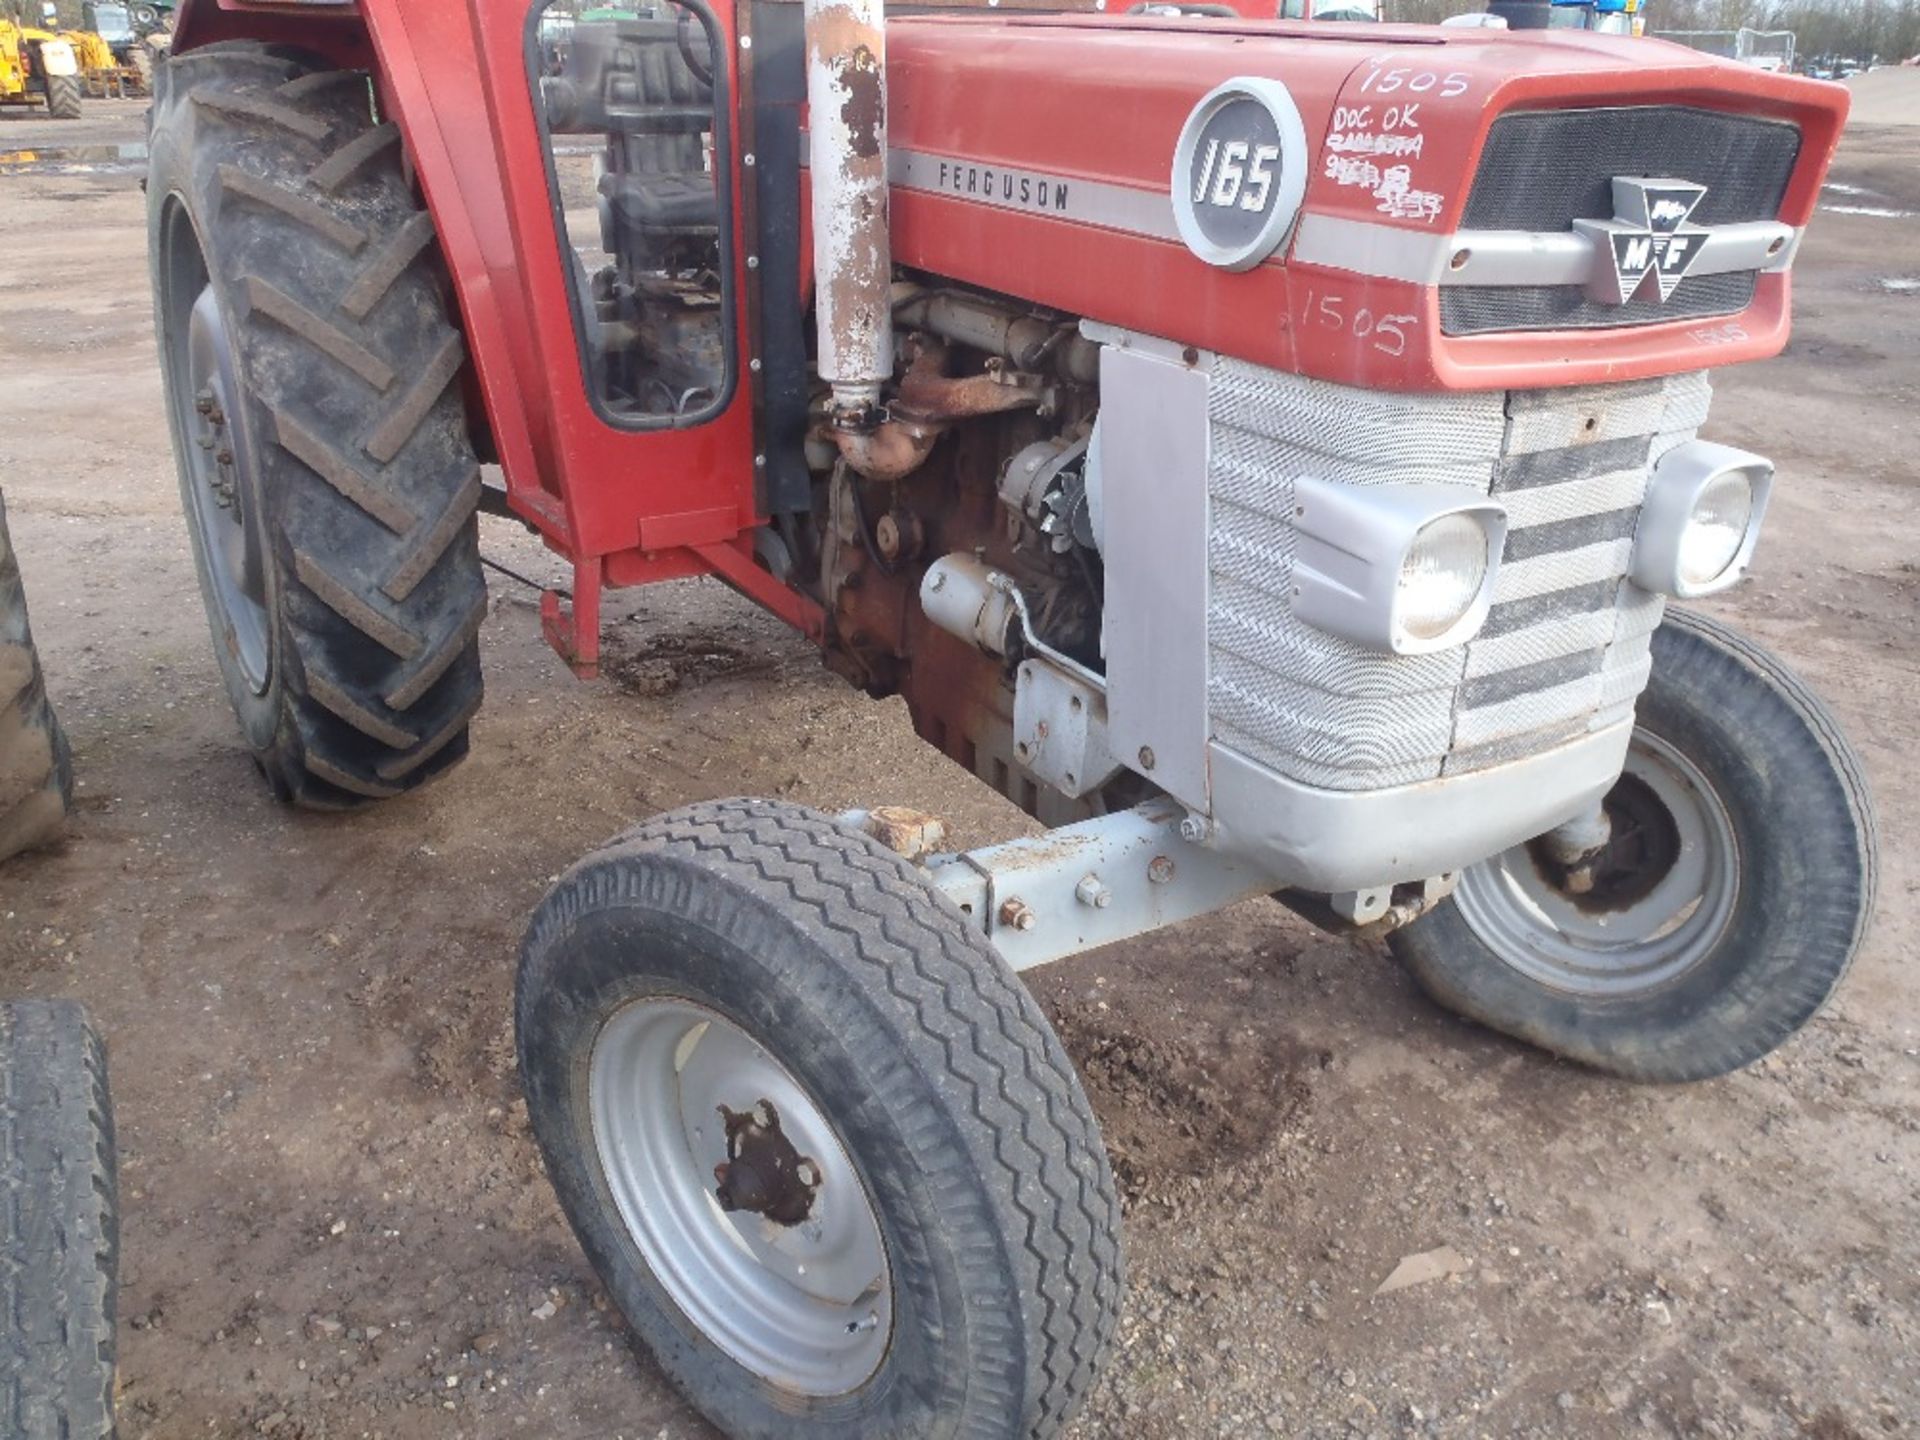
xmin=531 ymin=2 xmax=732 ymax=427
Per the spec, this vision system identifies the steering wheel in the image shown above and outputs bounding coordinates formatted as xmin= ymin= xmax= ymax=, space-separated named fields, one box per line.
xmin=677 ymin=9 xmax=714 ymax=89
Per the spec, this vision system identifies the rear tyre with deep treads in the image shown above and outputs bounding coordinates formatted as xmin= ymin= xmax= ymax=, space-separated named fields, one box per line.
xmin=148 ymin=44 xmax=484 ymax=808
xmin=44 ymin=74 xmax=82 ymax=120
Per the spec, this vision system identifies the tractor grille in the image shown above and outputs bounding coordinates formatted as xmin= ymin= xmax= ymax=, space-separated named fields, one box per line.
xmin=1444 ymin=105 xmax=1801 ymax=336
xmin=1205 ymin=360 xmax=1710 ymax=792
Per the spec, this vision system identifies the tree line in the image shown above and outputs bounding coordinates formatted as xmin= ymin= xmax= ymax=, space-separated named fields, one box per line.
xmin=1380 ymin=0 xmax=1919 ymax=63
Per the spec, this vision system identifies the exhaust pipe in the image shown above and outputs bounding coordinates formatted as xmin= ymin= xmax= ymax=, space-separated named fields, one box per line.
xmin=805 ymin=0 xmax=893 ymax=427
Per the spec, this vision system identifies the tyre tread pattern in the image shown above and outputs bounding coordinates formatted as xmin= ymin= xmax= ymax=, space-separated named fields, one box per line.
xmin=520 ymin=799 xmax=1123 ymax=1440
xmin=43 ymin=75 xmax=82 ymax=121
xmin=1663 ymin=606 xmax=1879 ymax=937
xmin=0 ymin=1001 xmax=118 ymax=1440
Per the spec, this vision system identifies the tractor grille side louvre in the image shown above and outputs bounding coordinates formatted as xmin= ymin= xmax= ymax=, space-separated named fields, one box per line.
xmin=1441 ymin=272 xmax=1759 ymax=337
xmin=1445 ymin=105 xmax=1801 ymax=336
xmin=1204 ymin=361 xmax=1710 ymax=792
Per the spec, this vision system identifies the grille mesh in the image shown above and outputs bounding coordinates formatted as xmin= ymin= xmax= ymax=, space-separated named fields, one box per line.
xmin=1460 ymin=106 xmax=1801 ymax=232
xmin=1445 ymin=105 xmax=1799 ymax=336
xmin=1205 ymin=361 xmax=1710 ymax=792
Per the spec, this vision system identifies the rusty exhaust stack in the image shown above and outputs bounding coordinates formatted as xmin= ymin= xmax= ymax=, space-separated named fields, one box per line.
xmin=805 ymin=0 xmax=892 ymax=427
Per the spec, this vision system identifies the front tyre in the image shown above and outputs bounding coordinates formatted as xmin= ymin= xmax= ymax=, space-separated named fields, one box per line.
xmin=517 ymin=799 xmax=1122 ymax=1440
xmin=1389 ymin=608 xmax=1877 ymax=1082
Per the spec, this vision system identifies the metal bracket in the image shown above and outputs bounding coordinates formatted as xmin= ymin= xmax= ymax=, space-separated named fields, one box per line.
xmin=540 ymin=557 xmax=603 ymax=679
xmin=925 ymin=800 xmax=1273 ymax=972
xmin=1274 ymin=871 xmax=1461 ymax=940
xmin=1012 ymin=658 xmax=1121 ymax=800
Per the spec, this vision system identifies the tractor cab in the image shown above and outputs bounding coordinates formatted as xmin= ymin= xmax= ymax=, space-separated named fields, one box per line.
xmin=83 ymin=3 xmax=139 ymax=49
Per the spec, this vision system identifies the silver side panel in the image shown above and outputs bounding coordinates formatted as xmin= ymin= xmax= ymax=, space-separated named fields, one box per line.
xmin=1097 ymin=342 xmax=1214 ymax=813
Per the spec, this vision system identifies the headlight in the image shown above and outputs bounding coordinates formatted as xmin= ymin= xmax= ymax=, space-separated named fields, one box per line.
xmin=1290 ymin=477 xmax=1507 ymax=655
xmin=1398 ymin=514 xmax=1492 ymax=641
xmin=1632 ymin=441 xmax=1774 ymax=599
xmin=1676 ymin=472 xmax=1753 ymax=588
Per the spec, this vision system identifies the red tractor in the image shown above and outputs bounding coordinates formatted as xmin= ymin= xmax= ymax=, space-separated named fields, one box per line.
xmin=147 ymin=1 xmax=1874 ymax=1434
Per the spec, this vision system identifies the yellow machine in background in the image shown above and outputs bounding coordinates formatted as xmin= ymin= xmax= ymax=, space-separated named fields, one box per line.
xmin=62 ymin=24 xmax=109 ymax=70
xmin=0 ymin=17 xmax=83 ymax=118
xmin=69 ymin=3 xmax=159 ymax=96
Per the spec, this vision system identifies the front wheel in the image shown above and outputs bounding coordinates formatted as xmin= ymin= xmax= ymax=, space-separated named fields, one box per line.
xmin=517 ymin=799 xmax=1122 ymax=1440
xmin=1389 ymin=607 xmax=1877 ymax=1082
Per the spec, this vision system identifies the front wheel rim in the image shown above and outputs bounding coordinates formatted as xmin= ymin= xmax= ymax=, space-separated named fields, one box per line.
xmin=1454 ymin=729 xmax=1740 ymax=997
xmin=588 ymin=998 xmax=892 ymax=1395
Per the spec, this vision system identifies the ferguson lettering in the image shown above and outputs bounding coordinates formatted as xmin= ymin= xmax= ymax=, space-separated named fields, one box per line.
xmin=933 ymin=159 xmax=1071 ymax=213
xmin=888 ymin=149 xmax=1184 ymax=245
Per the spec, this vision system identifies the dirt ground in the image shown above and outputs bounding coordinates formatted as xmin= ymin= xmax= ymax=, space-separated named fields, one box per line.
xmin=2 ymin=90 xmax=1917 ymax=1440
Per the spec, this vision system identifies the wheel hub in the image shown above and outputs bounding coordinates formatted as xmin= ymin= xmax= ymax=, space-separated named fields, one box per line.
xmin=1454 ymin=729 xmax=1741 ymax=997
xmin=193 ymin=387 xmax=240 ymax=514
xmin=1529 ymin=771 xmax=1683 ymax=914
xmin=713 ymin=1100 xmax=821 ymax=1226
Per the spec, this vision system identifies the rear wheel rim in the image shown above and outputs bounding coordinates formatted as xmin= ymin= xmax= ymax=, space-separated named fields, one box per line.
xmin=588 ymin=998 xmax=892 ymax=1395
xmin=1454 ymin=729 xmax=1740 ymax=997
xmin=179 ymin=283 xmax=272 ymax=694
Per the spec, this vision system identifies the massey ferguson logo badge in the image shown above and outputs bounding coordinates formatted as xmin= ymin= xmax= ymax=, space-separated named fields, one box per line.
xmin=1574 ymin=178 xmax=1711 ymax=305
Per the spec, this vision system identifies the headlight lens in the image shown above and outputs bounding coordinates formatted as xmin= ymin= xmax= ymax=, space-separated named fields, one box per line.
xmin=1677 ymin=472 xmax=1754 ymax=588
xmin=1397 ymin=514 xmax=1491 ymax=641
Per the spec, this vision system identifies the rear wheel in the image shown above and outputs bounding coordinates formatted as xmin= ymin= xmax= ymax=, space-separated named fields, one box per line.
xmin=43 ymin=74 xmax=82 ymax=120
xmin=1389 ymin=608 xmax=1877 ymax=1082
xmin=148 ymin=45 xmax=484 ymax=807
xmin=0 ymin=490 xmax=72 ymax=864
xmin=518 ymin=799 xmax=1123 ymax=1440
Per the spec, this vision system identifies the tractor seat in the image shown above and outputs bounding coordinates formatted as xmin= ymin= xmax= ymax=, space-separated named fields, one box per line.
xmin=599 ymin=172 xmax=718 ymax=233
